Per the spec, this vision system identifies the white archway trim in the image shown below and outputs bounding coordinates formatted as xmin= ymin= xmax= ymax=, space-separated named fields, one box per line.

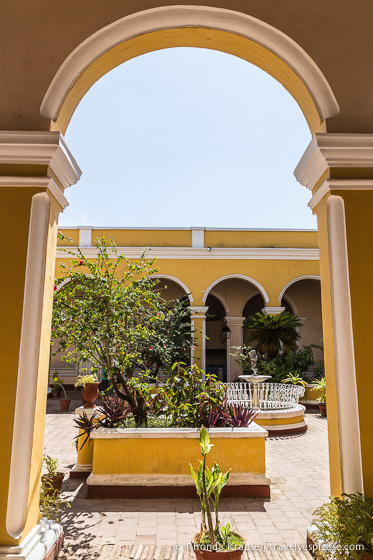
xmin=150 ymin=274 xmax=193 ymax=302
xmin=40 ymin=5 xmax=339 ymax=122
xmin=202 ymin=274 xmax=269 ymax=304
xmin=282 ymin=294 xmax=298 ymax=315
xmin=278 ymin=275 xmax=321 ymax=303
xmin=209 ymin=290 xmax=229 ymax=315
xmin=240 ymin=290 xmax=262 ymax=315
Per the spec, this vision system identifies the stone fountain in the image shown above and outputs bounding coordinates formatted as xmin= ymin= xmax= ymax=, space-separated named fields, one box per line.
xmin=238 ymin=349 xmax=272 ymax=408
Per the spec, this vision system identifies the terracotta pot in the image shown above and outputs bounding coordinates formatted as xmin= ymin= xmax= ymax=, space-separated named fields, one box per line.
xmin=51 ymin=390 xmax=58 ymax=399
xmin=318 ymin=401 xmax=327 ymax=417
xmin=82 ymin=382 xmax=100 ymax=408
xmin=41 ymin=472 xmax=64 ymax=495
xmin=59 ymin=398 xmax=71 ymax=412
xmin=193 ymin=534 xmax=245 ymax=560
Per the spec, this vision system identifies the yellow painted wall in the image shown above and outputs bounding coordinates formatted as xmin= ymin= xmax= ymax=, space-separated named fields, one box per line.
xmin=56 ymin=230 xmax=320 ymax=309
xmin=205 ymin=230 xmax=318 ymax=249
xmin=314 ymin=195 xmax=341 ymax=496
xmin=92 ymin=229 xmax=191 ymax=247
xmin=257 ymin=414 xmax=304 ymax=426
xmin=92 ymin=433 xmax=266 ymax=476
xmin=0 ymin=187 xmax=59 ymax=546
xmin=0 ymin=188 xmax=36 ymax=546
xmin=337 ymin=190 xmax=373 ymax=495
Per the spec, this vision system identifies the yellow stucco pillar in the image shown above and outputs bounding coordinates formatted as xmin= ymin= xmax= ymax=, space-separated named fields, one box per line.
xmin=190 ymin=306 xmax=208 ymax=372
xmin=0 ymin=132 xmax=81 ymax=559
xmin=70 ymin=407 xmax=98 ymax=477
xmin=295 ymin=133 xmax=373 ymax=496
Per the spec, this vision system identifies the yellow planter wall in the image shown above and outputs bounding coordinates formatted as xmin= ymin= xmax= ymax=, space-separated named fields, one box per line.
xmin=91 ymin=429 xmax=266 ymax=477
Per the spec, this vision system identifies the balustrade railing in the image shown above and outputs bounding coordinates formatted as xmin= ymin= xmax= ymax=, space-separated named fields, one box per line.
xmin=226 ymin=382 xmax=305 ymax=411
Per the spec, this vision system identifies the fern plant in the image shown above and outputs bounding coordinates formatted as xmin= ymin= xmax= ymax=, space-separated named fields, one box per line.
xmin=313 ymin=493 xmax=373 ymax=559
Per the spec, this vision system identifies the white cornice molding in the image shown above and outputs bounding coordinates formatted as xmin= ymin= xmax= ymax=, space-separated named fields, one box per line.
xmin=56 ymin=246 xmax=319 ymax=260
xmin=295 ymin=133 xmax=373 ymax=191
xmin=308 ymin=179 xmax=373 ymax=210
xmin=0 ymin=131 xmax=81 ymax=188
xmin=40 ymin=6 xmax=338 ymax=123
xmin=0 ymin=176 xmax=69 ymax=209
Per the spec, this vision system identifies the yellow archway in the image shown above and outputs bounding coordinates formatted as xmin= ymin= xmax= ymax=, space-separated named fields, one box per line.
xmin=40 ymin=6 xmax=339 ymax=135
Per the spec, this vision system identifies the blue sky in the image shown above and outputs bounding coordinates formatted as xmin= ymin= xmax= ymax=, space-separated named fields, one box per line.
xmin=62 ymin=47 xmax=316 ymax=229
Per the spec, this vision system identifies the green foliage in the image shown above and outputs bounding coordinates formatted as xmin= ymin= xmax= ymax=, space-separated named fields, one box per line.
xmin=257 ymin=344 xmax=321 ymax=383
xmin=229 ymin=344 xmax=254 ymax=372
xmin=74 ymin=373 xmax=98 ymax=388
xmin=40 ymin=479 xmax=70 ymax=522
xmin=138 ymin=297 xmax=194 ymax=378
xmin=51 ymin=372 xmax=63 ymax=392
xmin=153 ymin=363 xmax=225 ymax=427
xmin=313 ymin=493 xmax=373 ymax=559
xmin=315 ymin=376 xmax=326 ymax=402
xmin=43 ymin=455 xmax=59 ymax=477
xmin=52 ymin=235 xmax=194 ymax=426
xmin=190 ymin=427 xmax=243 ymax=551
xmin=281 ymin=373 xmax=308 ymax=387
xmin=244 ymin=311 xmax=303 ymax=358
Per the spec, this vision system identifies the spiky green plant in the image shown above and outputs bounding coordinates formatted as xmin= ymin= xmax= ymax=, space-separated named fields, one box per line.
xmin=244 ymin=311 xmax=303 ymax=359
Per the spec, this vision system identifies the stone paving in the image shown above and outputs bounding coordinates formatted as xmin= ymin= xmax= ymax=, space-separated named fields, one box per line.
xmin=44 ymin=393 xmax=329 ymax=559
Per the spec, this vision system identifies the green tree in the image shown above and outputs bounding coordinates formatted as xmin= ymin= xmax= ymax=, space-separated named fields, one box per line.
xmin=244 ymin=311 xmax=302 ymax=359
xmin=51 ymin=234 xmax=194 ymax=425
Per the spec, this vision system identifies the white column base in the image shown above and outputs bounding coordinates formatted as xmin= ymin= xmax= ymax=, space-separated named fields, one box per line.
xmin=0 ymin=518 xmax=63 ymax=560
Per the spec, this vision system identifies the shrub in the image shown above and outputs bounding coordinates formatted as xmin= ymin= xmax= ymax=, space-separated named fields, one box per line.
xmin=313 ymin=493 xmax=373 ymax=559
xmin=153 ymin=363 xmax=225 ymax=428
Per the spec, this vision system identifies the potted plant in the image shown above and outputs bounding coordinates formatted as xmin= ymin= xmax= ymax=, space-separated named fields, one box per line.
xmin=281 ymin=372 xmax=308 ymax=387
xmin=52 ymin=380 xmax=71 ymax=411
xmin=309 ymin=493 xmax=373 ymax=559
xmin=41 ymin=455 xmax=65 ymax=494
xmin=190 ymin=427 xmax=245 ymax=559
xmin=315 ymin=377 xmax=326 ymax=416
xmin=51 ymin=372 xmax=63 ymax=398
xmin=74 ymin=373 xmax=99 ymax=407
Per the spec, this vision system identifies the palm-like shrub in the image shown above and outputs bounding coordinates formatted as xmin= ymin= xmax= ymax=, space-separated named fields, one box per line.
xmin=244 ymin=311 xmax=302 ymax=359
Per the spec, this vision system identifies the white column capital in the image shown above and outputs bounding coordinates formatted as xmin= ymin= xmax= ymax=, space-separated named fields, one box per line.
xmin=295 ymin=133 xmax=373 ymax=191
xmin=0 ymin=131 xmax=81 ymax=210
xmin=261 ymin=306 xmax=285 ymax=315
xmin=190 ymin=305 xmax=209 ymax=318
xmin=225 ymin=316 xmax=246 ymax=327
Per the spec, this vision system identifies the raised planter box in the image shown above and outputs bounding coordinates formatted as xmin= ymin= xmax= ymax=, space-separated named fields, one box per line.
xmin=88 ymin=424 xmax=270 ymax=498
xmin=300 ymin=384 xmax=322 ymax=409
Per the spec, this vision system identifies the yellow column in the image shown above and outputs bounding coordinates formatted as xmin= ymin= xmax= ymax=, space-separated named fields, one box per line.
xmin=70 ymin=407 xmax=98 ymax=477
xmin=0 ymin=132 xmax=81 ymax=557
xmin=190 ymin=306 xmax=208 ymax=372
xmin=295 ymin=133 xmax=373 ymax=496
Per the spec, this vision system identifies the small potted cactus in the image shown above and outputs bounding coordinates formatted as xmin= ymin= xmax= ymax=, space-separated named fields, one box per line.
xmin=190 ymin=427 xmax=245 ymax=559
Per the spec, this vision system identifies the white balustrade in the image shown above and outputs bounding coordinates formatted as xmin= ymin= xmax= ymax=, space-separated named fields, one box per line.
xmin=226 ymin=382 xmax=305 ymax=411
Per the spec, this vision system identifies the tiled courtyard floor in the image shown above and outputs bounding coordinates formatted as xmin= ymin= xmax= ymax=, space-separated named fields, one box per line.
xmin=44 ymin=393 xmax=329 ymax=559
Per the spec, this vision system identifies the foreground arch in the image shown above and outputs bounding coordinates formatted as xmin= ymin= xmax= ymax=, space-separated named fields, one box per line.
xmin=41 ymin=6 xmax=338 ymax=134
xmin=1 ymin=4 xmax=373 ymax=558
